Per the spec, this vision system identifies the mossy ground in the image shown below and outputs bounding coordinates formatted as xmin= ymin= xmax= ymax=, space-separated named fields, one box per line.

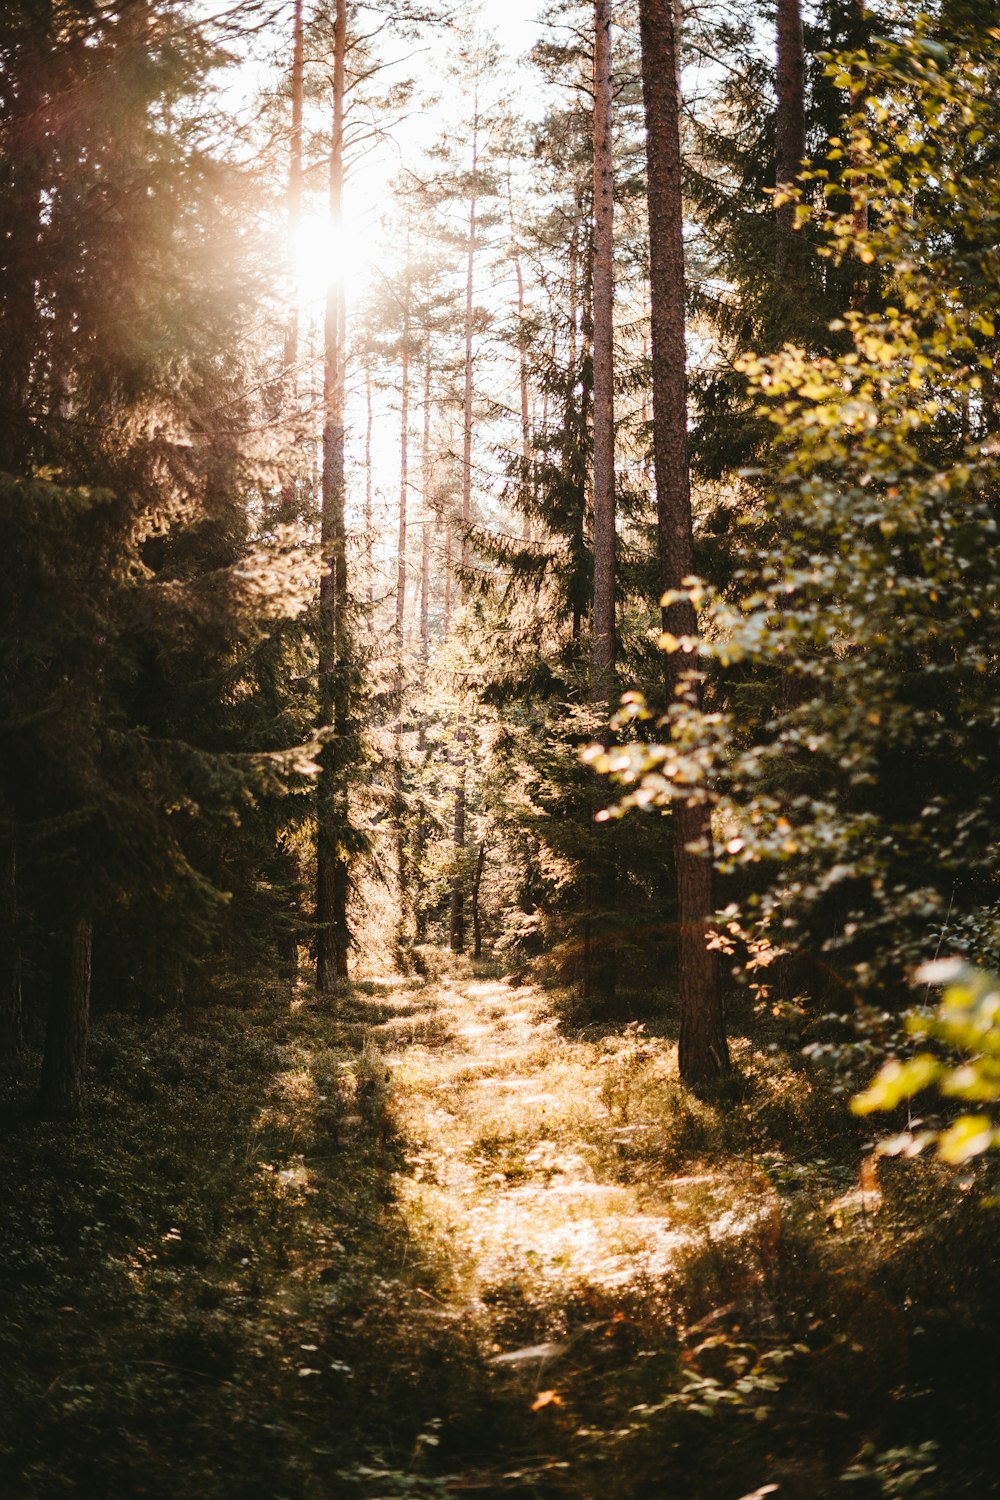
xmin=1 ymin=959 xmax=997 ymax=1498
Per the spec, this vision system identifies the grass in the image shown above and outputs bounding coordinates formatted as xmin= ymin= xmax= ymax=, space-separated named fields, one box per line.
xmin=1 ymin=959 xmax=998 ymax=1498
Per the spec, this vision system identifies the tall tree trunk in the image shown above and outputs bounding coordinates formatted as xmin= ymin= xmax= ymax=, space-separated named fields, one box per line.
xmin=848 ymin=0 xmax=871 ymax=307
xmin=471 ymin=840 xmax=486 ymax=959
xmin=412 ymin=350 xmax=433 ymax=940
xmin=316 ymin=0 xmax=351 ymax=990
xmin=460 ymin=99 xmax=479 ymax=588
xmin=568 ymin=220 xmax=579 ymax=380
xmin=639 ymin=0 xmax=729 ymax=1085
xmin=774 ymin=0 xmax=806 ymax=284
xmin=365 ymin=355 xmax=374 ymax=607
xmin=39 ymin=916 xmax=93 ymax=1118
xmin=0 ymin=835 xmax=22 ymax=1069
xmin=396 ymin=269 xmax=411 ymax=645
xmin=507 ymin=165 xmax=533 ymax=543
xmin=590 ymin=0 xmax=616 ymax=706
xmin=394 ymin=273 xmax=412 ymax=945
xmin=584 ymin=0 xmax=619 ymax=1011
xmin=280 ymin=0 xmax=305 ymax=519
xmin=420 ymin=347 xmax=432 ymax=671
xmin=449 ymin=734 xmax=467 ymax=953
xmin=567 ymin=222 xmax=584 ymax=645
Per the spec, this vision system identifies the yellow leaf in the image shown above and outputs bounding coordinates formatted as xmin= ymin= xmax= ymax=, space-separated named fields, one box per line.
xmin=937 ymin=1115 xmax=995 ymax=1165
xmin=532 ymin=1390 xmax=563 ymax=1411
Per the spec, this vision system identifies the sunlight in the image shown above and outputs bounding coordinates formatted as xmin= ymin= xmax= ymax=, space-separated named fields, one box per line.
xmin=292 ymin=214 xmax=368 ymax=299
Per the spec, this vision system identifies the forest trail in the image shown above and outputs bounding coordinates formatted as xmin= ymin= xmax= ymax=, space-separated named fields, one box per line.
xmin=364 ymin=964 xmax=777 ymax=1311
xmin=305 ymin=959 xmax=786 ymax=1492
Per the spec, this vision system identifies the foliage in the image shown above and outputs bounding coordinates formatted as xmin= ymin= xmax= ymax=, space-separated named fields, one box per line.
xmin=852 ymin=958 xmax=1000 ymax=1164
xmin=592 ymin=15 xmax=1000 ymax=999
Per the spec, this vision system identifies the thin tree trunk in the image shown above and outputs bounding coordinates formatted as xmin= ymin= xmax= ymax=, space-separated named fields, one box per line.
xmin=39 ymin=916 xmax=92 ymax=1118
xmin=471 ymin=841 xmax=486 ymax=959
xmin=280 ymin=0 xmax=305 ymax=518
xmin=567 ymin=222 xmax=583 ymax=645
xmin=848 ymin=0 xmax=871 ymax=307
xmin=590 ymin=0 xmax=616 ymax=707
xmin=583 ymin=0 xmax=619 ymax=1011
xmin=316 ymin=0 xmax=351 ymax=990
xmin=775 ymin=0 xmax=805 ymax=284
xmin=460 ymin=100 xmax=479 ymax=589
xmin=568 ymin=220 xmax=579 ymax=380
xmin=394 ymin=271 xmax=412 ymax=944
xmin=420 ymin=347 xmax=432 ymax=669
xmin=449 ymin=735 xmax=467 ymax=953
xmin=365 ymin=356 xmax=374 ymax=607
xmin=507 ymin=164 xmax=533 ymax=543
xmin=396 ymin=271 xmax=411 ymax=644
xmin=639 ymin=0 xmax=729 ymax=1085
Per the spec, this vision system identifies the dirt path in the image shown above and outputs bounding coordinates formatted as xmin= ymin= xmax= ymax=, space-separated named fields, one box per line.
xmin=366 ymin=966 xmax=776 ymax=1313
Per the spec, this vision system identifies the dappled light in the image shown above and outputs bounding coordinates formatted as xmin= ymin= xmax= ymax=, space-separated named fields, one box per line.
xmin=2 ymin=0 xmax=999 ymax=1496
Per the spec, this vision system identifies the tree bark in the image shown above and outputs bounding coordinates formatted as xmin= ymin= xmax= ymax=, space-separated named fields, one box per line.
xmin=775 ymin=0 xmax=806 ymax=284
xmin=471 ymin=841 xmax=486 ymax=959
xmin=279 ymin=0 xmax=305 ymax=519
xmin=364 ymin=355 xmax=374 ymax=607
xmin=507 ymin=164 xmax=533 ymax=543
xmin=590 ymin=0 xmax=616 ymax=707
xmin=638 ymin=0 xmax=729 ymax=1084
xmin=420 ymin=359 xmax=431 ymax=667
xmin=394 ymin=266 xmax=412 ymax=944
xmin=316 ymin=0 xmax=351 ymax=990
xmin=460 ymin=96 xmax=479 ymax=590
xmin=396 ymin=265 xmax=411 ymax=644
xmin=39 ymin=916 xmax=93 ymax=1118
xmin=449 ymin=731 xmax=467 ymax=953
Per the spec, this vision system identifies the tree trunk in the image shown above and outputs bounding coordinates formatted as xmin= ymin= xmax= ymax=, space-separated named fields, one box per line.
xmin=449 ymin=732 xmax=467 ymax=953
xmin=507 ymin=165 xmax=533 ymax=543
xmin=460 ymin=99 xmax=479 ymax=591
xmin=638 ymin=0 xmax=729 ymax=1085
xmin=39 ymin=916 xmax=93 ymax=1118
xmin=774 ymin=0 xmax=805 ymax=284
xmin=0 ymin=836 xmax=22 ymax=1069
xmin=316 ymin=0 xmax=351 ymax=991
xmin=590 ymin=0 xmax=616 ymax=707
xmin=471 ymin=841 xmax=486 ymax=960
xmin=394 ymin=272 xmax=412 ymax=944
xmin=280 ymin=0 xmax=305 ymax=519
xmin=365 ymin=355 xmax=374 ymax=607
xmin=396 ymin=267 xmax=411 ymax=644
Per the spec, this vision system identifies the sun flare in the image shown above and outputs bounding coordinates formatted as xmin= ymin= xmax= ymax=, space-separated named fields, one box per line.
xmin=292 ymin=215 xmax=369 ymax=298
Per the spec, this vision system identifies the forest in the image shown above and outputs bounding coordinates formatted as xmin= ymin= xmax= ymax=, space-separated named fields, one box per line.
xmin=1 ymin=0 xmax=999 ymax=1494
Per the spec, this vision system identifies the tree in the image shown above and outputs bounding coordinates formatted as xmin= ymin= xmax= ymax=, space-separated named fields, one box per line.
xmin=590 ymin=0 xmax=616 ymax=707
xmin=774 ymin=0 xmax=806 ymax=283
xmin=638 ymin=0 xmax=728 ymax=1082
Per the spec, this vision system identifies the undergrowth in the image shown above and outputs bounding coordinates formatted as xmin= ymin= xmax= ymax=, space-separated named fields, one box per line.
xmin=0 ymin=966 xmax=997 ymax=1498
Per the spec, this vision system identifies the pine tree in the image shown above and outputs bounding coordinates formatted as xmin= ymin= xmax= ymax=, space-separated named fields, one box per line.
xmin=639 ymin=0 xmax=729 ymax=1082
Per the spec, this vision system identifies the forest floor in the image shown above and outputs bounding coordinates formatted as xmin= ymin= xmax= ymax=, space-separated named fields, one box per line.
xmin=2 ymin=956 xmax=998 ymax=1499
